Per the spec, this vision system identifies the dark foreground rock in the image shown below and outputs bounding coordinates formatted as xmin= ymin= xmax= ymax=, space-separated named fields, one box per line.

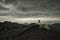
xmin=0 ymin=21 xmax=60 ymax=40
xmin=0 ymin=27 xmax=60 ymax=40
xmin=14 ymin=28 xmax=60 ymax=40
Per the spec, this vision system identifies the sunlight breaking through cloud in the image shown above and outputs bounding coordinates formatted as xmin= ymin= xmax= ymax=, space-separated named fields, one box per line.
xmin=0 ymin=16 xmax=60 ymax=24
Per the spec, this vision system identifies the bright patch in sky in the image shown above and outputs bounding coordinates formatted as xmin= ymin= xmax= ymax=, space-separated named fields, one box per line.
xmin=0 ymin=16 xmax=60 ymax=24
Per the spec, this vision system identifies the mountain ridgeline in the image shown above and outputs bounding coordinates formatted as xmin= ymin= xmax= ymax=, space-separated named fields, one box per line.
xmin=0 ymin=21 xmax=60 ymax=40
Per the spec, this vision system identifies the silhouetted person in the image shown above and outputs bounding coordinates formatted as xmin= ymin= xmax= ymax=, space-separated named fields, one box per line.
xmin=38 ymin=20 xmax=41 ymax=28
xmin=38 ymin=20 xmax=40 ymax=23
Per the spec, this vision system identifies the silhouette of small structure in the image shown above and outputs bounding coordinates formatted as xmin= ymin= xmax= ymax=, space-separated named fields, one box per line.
xmin=38 ymin=20 xmax=41 ymax=24
xmin=38 ymin=20 xmax=41 ymax=28
xmin=38 ymin=20 xmax=49 ymax=29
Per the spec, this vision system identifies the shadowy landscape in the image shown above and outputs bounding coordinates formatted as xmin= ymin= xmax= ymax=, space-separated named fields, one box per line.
xmin=0 ymin=21 xmax=60 ymax=40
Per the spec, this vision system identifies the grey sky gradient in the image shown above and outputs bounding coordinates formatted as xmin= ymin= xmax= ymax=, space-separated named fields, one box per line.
xmin=0 ymin=0 xmax=60 ymax=23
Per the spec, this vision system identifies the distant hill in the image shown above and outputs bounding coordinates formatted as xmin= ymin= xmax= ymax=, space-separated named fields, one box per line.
xmin=49 ymin=23 xmax=60 ymax=32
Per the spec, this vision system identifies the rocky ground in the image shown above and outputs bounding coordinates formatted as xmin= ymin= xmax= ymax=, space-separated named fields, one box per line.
xmin=0 ymin=22 xmax=60 ymax=40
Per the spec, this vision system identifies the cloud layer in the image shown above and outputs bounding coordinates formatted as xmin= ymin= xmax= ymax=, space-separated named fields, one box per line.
xmin=0 ymin=0 xmax=60 ymax=18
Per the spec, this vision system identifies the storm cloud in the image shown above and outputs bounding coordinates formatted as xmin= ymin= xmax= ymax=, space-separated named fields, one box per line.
xmin=0 ymin=0 xmax=60 ymax=23
xmin=0 ymin=0 xmax=60 ymax=17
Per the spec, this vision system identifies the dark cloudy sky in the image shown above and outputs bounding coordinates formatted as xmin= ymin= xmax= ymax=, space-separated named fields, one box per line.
xmin=0 ymin=0 xmax=60 ymax=23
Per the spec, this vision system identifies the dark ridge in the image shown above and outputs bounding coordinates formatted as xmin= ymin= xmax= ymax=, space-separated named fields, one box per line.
xmin=12 ymin=26 xmax=60 ymax=40
xmin=0 ymin=21 xmax=60 ymax=40
xmin=14 ymin=27 xmax=60 ymax=40
xmin=13 ymin=28 xmax=48 ymax=40
xmin=11 ymin=24 xmax=40 ymax=38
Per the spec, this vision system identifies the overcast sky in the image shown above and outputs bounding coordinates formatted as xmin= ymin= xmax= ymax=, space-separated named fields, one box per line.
xmin=0 ymin=0 xmax=60 ymax=23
